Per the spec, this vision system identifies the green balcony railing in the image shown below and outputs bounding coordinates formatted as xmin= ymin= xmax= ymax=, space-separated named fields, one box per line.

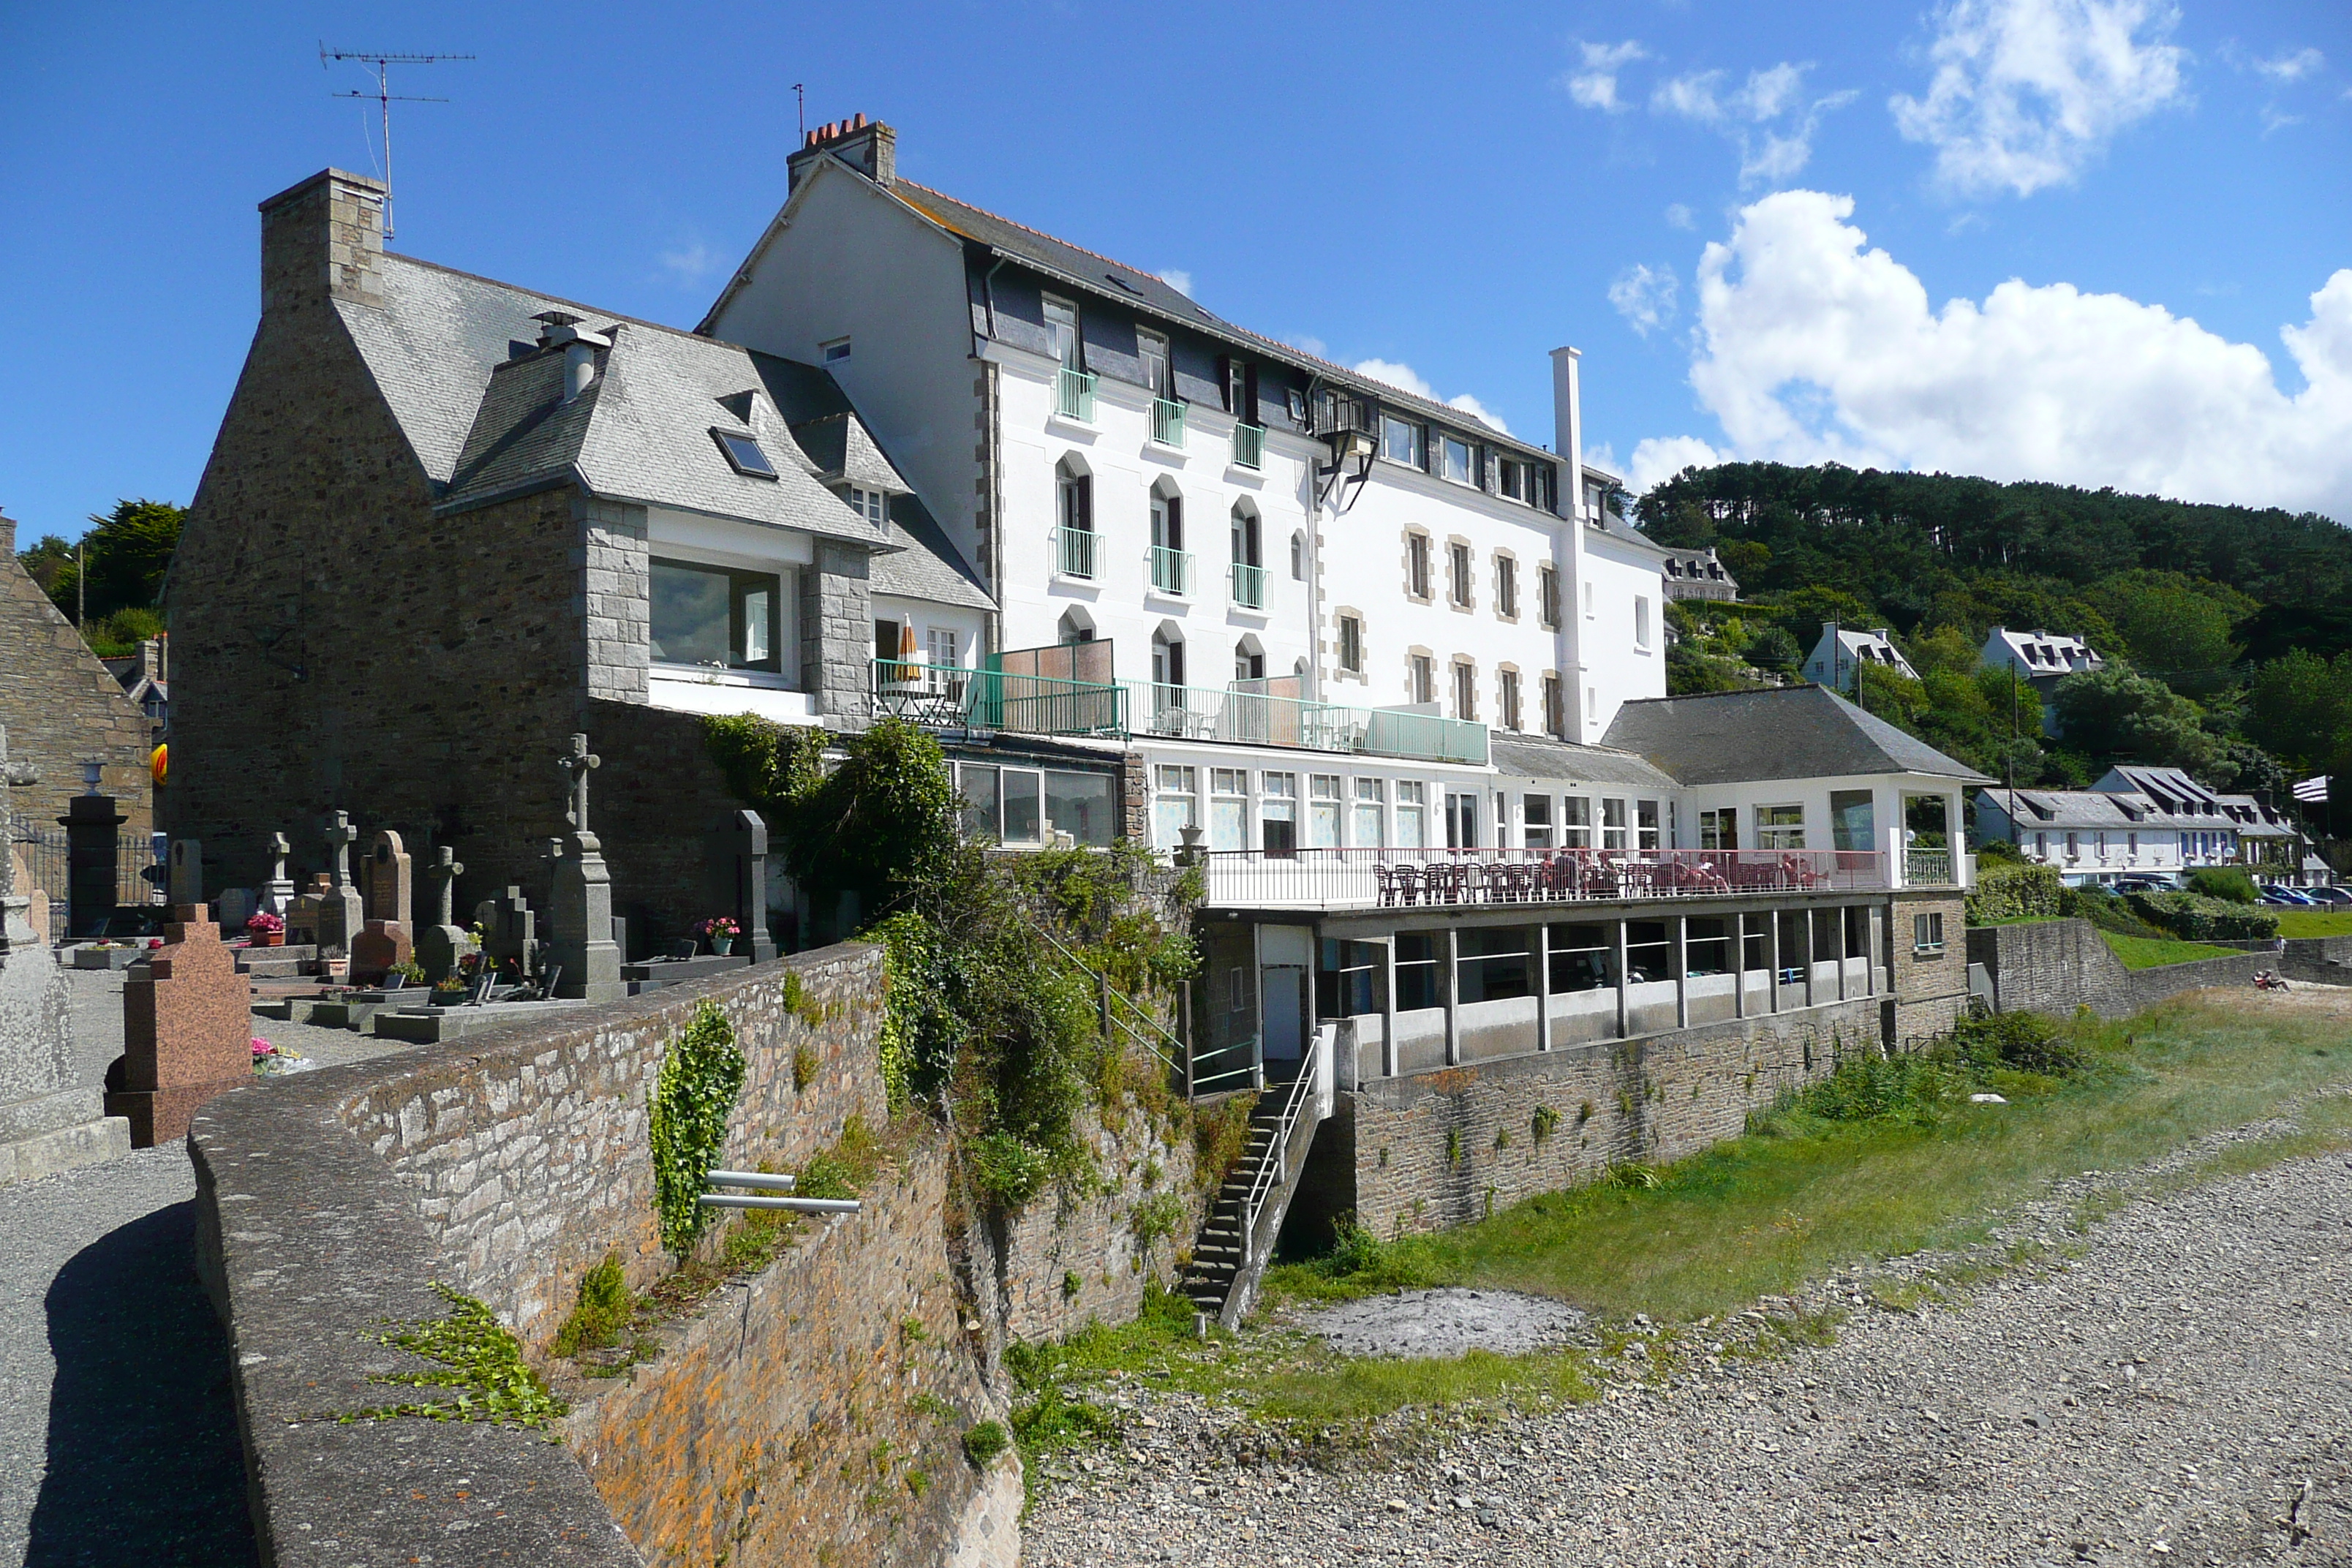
xmin=1231 ymin=421 xmax=1265 ymax=470
xmin=1056 ymin=366 xmax=1096 ymax=421
xmin=873 ymin=663 xmax=1486 ymax=765
xmin=1229 ymin=560 xmax=1267 ymax=610
xmin=1052 ymin=526 xmax=1098 ymax=579
xmin=1150 ymin=396 xmax=1187 ymax=448
xmin=1149 ymin=544 xmax=1193 ymax=596
xmin=872 ymin=660 xmax=1125 ymax=737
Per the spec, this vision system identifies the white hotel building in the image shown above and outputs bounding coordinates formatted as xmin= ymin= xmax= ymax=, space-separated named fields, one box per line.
xmin=698 ymin=116 xmax=1978 ymax=1094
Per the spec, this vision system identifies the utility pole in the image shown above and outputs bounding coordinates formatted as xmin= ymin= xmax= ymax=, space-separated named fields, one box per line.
xmin=320 ymin=46 xmax=474 ymax=241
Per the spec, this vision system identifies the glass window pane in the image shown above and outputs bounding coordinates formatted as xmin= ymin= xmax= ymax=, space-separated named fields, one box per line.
xmin=956 ymin=764 xmax=1000 ymax=841
xmin=1829 ymin=790 xmax=1875 ymax=852
xmin=1002 ymin=769 xmax=1044 ymax=844
xmin=1046 ymin=770 xmax=1115 ymax=847
xmin=651 ymin=560 xmax=731 ymax=666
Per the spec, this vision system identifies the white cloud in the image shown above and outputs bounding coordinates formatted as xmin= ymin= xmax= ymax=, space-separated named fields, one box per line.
xmin=1652 ymin=62 xmax=1856 ymax=185
xmin=1563 ymin=40 xmax=1648 ymax=112
xmin=1351 ymin=358 xmax=1509 ymax=433
xmin=2254 ymin=47 xmax=2324 ymax=83
xmin=1628 ymin=434 xmax=1728 ymax=492
xmin=1639 ymin=189 xmax=2352 ymax=517
xmin=1890 ymin=0 xmax=2188 ymax=197
xmin=1608 ymin=263 xmax=1680 ymax=336
xmin=1157 ymin=268 xmax=1194 ymax=298
xmin=1665 ymin=203 xmax=1695 ymax=230
xmin=657 ymin=241 xmax=720 ymax=285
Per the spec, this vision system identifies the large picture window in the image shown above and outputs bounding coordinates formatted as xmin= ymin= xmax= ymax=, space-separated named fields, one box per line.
xmin=1757 ymin=804 xmax=1806 ymax=851
xmin=651 ymin=558 xmax=786 ymax=674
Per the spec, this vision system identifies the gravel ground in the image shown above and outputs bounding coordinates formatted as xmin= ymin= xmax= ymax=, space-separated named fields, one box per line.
xmin=1301 ymin=1290 xmax=1588 ymax=1359
xmin=1 ymin=965 xmax=412 ymax=1565
xmin=1026 ymin=1084 xmax=2352 ymax=1564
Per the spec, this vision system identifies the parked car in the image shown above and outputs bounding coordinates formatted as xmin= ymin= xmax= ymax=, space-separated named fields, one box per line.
xmin=2299 ymin=885 xmax=2352 ymax=907
xmin=2260 ymin=888 xmax=2315 ymax=907
xmin=2112 ymin=877 xmax=2168 ymax=893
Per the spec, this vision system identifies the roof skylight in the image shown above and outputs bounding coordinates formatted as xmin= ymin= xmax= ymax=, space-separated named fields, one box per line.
xmin=712 ymin=428 xmax=777 ymax=479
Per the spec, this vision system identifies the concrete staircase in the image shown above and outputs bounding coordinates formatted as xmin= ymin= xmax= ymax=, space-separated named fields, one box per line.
xmin=1178 ymin=1035 xmax=1328 ymax=1328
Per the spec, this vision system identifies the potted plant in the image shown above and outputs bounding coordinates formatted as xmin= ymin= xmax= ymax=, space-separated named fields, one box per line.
xmin=246 ymin=910 xmax=285 ymax=947
xmin=696 ymin=916 xmax=742 ymax=957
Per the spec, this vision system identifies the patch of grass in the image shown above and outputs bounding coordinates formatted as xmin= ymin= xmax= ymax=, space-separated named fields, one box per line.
xmin=550 ymin=1254 xmax=633 ymax=1358
xmin=1266 ymin=997 xmax=2352 ymax=1323
xmin=2097 ymin=931 xmax=2242 ymax=969
xmin=2274 ymin=908 xmax=2352 ymax=939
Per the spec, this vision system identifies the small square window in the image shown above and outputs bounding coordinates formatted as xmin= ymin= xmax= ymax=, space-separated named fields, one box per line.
xmin=713 ymin=429 xmax=777 ymax=479
xmin=846 ymin=486 xmax=888 ymax=524
xmin=1439 ymin=436 xmax=1471 ymax=484
xmin=821 ymin=337 xmax=852 ymax=365
xmin=1381 ymin=415 xmax=1425 ymax=467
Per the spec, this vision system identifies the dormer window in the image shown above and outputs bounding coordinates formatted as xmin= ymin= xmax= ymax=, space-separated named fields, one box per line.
xmin=821 ymin=337 xmax=852 ymax=366
xmin=1380 ymin=415 xmax=1425 ymax=468
xmin=1439 ymin=435 xmax=1472 ymax=485
xmin=713 ymin=429 xmax=777 ymax=479
xmin=845 ymin=486 xmax=888 ymax=524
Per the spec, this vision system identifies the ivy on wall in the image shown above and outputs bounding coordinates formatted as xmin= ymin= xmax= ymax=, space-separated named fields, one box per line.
xmin=648 ymin=1000 xmax=748 ymax=1256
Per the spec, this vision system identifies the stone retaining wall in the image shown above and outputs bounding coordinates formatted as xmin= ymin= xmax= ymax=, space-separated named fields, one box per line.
xmin=1965 ymin=919 xmax=2292 ymax=1020
xmin=1303 ymin=998 xmax=1879 ymax=1239
xmin=192 ymin=944 xmax=1019 ymax=1568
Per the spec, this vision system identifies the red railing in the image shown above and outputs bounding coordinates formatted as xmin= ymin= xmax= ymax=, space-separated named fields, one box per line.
xmin=1197 ymin=846 xmax=1890 ymax=911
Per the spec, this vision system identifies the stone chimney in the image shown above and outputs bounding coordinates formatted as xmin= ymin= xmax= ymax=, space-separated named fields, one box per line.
xmin=787 ymin=114 xmax=896 ymax=195
xmin=0 ymin=509 xmax=15 ymax=556
xmin=257 ymin=168 xmax=388 ymax=315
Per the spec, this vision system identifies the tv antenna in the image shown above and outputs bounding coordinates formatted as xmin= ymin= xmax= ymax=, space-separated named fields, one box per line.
xmin=794 ymin=83 xmax=806 ymax=139
xmin=320 ymin=45 xmax=475 ymax=241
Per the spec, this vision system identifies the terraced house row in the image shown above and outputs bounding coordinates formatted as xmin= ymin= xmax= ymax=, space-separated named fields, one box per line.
xmin=167 ymin=121 xmax=1983 ymax=1245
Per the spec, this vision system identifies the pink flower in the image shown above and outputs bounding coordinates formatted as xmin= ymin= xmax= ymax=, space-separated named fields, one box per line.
xmin=147 ymin=938 xmax=163 ymax=949
xmin=251 ymin=1038 xmax=276 ymax=1058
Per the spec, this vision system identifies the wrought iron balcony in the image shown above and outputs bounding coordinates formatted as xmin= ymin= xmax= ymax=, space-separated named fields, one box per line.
xmin=1232 ymin=422 xmax=1265 ymax=470
xmin=1148 ymin=544 xmax=1193 ymax=596
xmin=1052 ymin=526 xmax=1098 ymax=580
xmin=1229 ymin=560 xmax=1267 ymax=610
xmin=1055 ymin=367 xmax=1096 ymax=422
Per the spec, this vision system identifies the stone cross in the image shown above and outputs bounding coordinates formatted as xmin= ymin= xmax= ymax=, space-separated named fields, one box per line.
xmin=324 ymin=811 xmax=359 ymax=890
xmin=0 ymin=725 xmax=31 ymax=927
xmin=558 ymin=734 xmax=601 ymax=834
xmin=428 ymin=847 xmax=464 ymax=928
xmin=268 ymin=833 xmax=290 ymax=884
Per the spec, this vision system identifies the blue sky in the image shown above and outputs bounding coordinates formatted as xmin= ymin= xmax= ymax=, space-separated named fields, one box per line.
xmin=4 ymin=0 xmax=2349 ymax=543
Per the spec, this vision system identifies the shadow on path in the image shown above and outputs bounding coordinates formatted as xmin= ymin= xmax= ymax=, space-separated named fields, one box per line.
xmin=25 ymin=1200 xmax=257 ymax=1567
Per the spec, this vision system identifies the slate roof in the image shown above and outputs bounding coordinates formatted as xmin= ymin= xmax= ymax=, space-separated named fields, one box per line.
xmin=334 ymin=251 xmax=1001 ymax=622
xmin=1978 ymin=789 xmax=2198 ymax=832
xmin=1600 ymin=686 xmax=1994 ymax=786
xmin=714 ymin=162 xmax=1558 ymax=453
xmin=1488 ymin=732 xmax=1680 ymax=792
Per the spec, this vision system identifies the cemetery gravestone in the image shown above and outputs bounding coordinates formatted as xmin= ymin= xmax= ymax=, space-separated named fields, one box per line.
xmin=216 ymin=886 xmax=256 ymax=932
xmin=167 ymin=840 xmax=203 ymax=910
xmin=709 ymin=809 xmax=779 ymax=965
xmin=475 ymin=886 xmax=538 ymax=979
xmin=105 ymin=904 xmax=253 ymax=1147
xmin=415 ymin=847 xmax=468 ymax=986
xmin=547 ymin=734 xmax=624 ymax=1003
xmin=284 ymin=874 xmax=333 ymax=950
xmin=349 ymin=829 xmax=415 ymax=985
xmin=259 ymin=832 xmax=296 ymax=918
xmin=313 ymin=811 xmax=365 ymax=957
xmin=0 ymin=727 xmax=132 ymax=1182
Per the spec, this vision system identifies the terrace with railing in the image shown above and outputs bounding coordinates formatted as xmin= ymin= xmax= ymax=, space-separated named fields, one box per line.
xmin=869 ymin=660 xmax=1489 ymax=766
xmin=1196 ymin=845 xmax=1967 ymax=913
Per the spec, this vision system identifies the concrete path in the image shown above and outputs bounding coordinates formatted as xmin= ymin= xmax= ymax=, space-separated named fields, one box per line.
xmin=1 ymin=967 xmax=404 ymax=1566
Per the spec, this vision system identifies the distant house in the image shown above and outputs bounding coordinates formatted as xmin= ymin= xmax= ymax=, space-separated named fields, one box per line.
xmin=1978 ymin=627 xmax=2103 ymax=735
xmin=0 ymin=510 xmax=155 ymax=843
xmin=100 ymin=638 xmax=168 ymax=745
xmin=1659 ymin=546 xmax=1738 ymax=603
xmin=1972 ymin=764 xmax=2304 ymax=886
xmin=1801 ymin=624 xmax=1916 ymax=695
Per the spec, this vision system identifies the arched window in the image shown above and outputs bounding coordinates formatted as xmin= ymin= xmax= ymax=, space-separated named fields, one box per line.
xmin=1150 ymin=481 xmax=1188 ymax=595
xmin=1058 ymin=607 xmax=1096 ymax=644
xmin=1151 ymin=625 xmax=1186 ymax=687
xmin=1235 ymin=635 xmax=1266 ymax=684
xmin=1055 ymin=457 xmax=1094 ymax=578
xmin=1290 ymin=530 xmax=1306 ymax=581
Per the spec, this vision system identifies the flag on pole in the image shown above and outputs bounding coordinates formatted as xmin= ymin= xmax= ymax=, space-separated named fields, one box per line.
xmin=2293 ymin=774 xmax=2330 ymax=804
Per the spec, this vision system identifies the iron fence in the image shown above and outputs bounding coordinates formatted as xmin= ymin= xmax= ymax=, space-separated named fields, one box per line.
xmin=1197 ymin=845 xmax=1895 ymax=913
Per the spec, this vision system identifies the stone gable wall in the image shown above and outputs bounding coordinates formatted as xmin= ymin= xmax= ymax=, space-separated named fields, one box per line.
xmin=0 ymin=518 xmax=154 ymax=838
xmin=1967 ymin=917 xmax=2290 ymax=1020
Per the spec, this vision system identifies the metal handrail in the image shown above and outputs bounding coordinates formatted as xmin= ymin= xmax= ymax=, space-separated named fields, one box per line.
xmin=1229 ymin=560 xmax=1267 ymax=609
xmin=1239 ymin=1030 xmax=1321 ymax=1267
xmin=1150 ymin=396 xmax=1187 ymax=448
xmin=1148 ymin=544 xmax=1193 ymax=595
xmin=1018 ymin=911 xmax=1188 ymax=1084
xmin=1232 ymin=422 xmax=1265 ymax=470
xmin=1056 ymin=366 xmax=1097 ymax=421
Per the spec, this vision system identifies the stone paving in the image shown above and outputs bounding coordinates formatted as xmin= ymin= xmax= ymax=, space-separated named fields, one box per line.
xmin=2 ymin=965 xmax=403 ymax=1565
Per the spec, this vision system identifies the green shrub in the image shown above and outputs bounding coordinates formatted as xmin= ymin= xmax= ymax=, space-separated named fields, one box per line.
xmin=550 ymin=1254 xmax=633 ymax=1357
xmin=1531 ymin=1104 xmax=1561 ymax=1145
xmin=969 ymin=1131 xmax=1052 ymax=1208
xmin=2185 ymin=867 xmax=2258 ymax=905
xmin=1951 ymin=1009 xmax=2086 ymax=1077
xmin=2125 ymin=890 xmax=2278 ymax=942
xmin=962 ymin=1420 xmax=1009 ymax=1466
xmin=1966 ymin=860 xmax=2064 ymax=924
xmin=2060 ymin=886 xmax=2176 ymax=941
xmin=1128 ymin=1191 xmax=1186 ymax=1255
xmin=796 ymin=1115 xmax=882 ymax=1201
xmin=647 ymin=1001 xmax=747 ymax=1256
